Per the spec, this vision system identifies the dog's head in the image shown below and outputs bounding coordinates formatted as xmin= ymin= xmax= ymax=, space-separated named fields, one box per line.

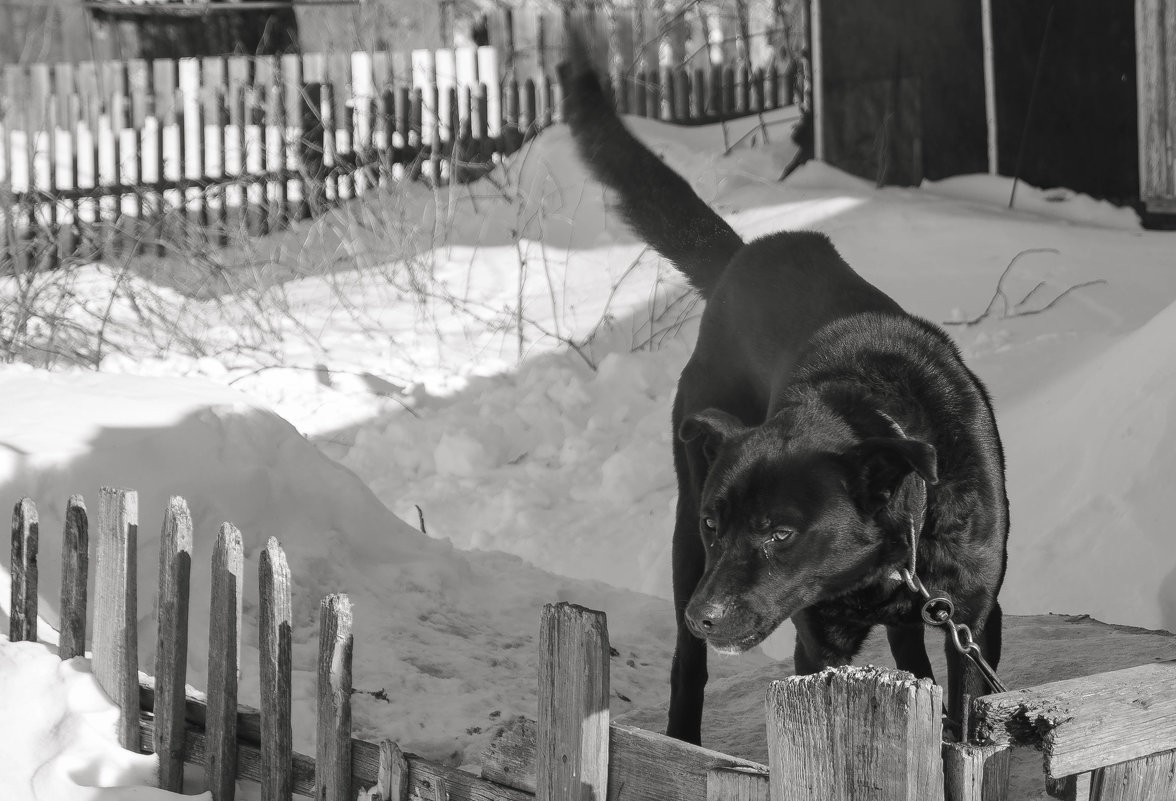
xmin=678 ymin=407 xmax=937 ymax=654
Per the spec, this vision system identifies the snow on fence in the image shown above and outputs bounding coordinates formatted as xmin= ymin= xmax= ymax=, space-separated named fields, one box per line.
xmin=13 ymin=489 xmax=1172 ymax=800
xmin=0 ymin=38 xmax=791 ymax=270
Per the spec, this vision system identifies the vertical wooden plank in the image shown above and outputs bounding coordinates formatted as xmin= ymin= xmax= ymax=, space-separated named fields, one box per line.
xmin=436 ymin=48 xmax=457 ymax=143
xmin=316 ymin=594 xmax=354 ymax=801
xmin=980 ymin=0 xmax=998 ymax=175
xmin=1090 ymin=748 xmax=1176 ymax=801
xmin=1047 ymin=774 xmax=1092 ymax=801
xmin=9 ymin=498 xmax=39 ymax=642
xmin=58 ymin=495 xmax=89 ymax=661
xmin=537 ymin=603 xmax=610 ymax=801
xmin=943 ymin=741 xmax=1012 ymax=801
xmin=153 ymin=497 xmax=192 ymax=793
xmin=374 ymin=739 xmax=410 ymax=801
xmin=477 ymin=46 xmax=501 ymax=138
xmin=811 ymin=0 xmax=826 ymax=161
xmin=93 ymin=487 xmax=139 ymax=752
xmin=411 ymin=49 xmax=436 ymax=147
xmin=707 ymin=767 xmax=769 ymax=801
xmin=767 ymin=666 xmax=944 ymax=801
xmin=259 ymin=536 xmax=293 ymax=801
xmin=206 ymin=523 xmax=244 ymax=801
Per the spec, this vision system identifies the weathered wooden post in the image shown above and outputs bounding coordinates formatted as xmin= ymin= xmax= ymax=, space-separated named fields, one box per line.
xmin=942 ymin=741 xmax=1011 ymax=801
xmin=58 ymin=495 xmax=89 ymax=661
xmin=537 ymin=602 xmax=610 ymax=801
xmin=207 ymin=523 xmax=245 ymax=801
xmin=93 ymin=487 xmax=140 ymax=751
xmin=154 ymin=496 xmax=193 ymax=792
xmin=316 ymin=593 xmax=354 ymax=801
xmin=767 ymin=666 xmax=944 ymax=801
xmin=260 ymin=537 xmax=294 ymax=801
xmin=9 ymin=497 xmax=38 ymax=642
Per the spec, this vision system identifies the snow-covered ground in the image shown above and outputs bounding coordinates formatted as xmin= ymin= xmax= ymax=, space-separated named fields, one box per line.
xmin=1 ymin=105 xmax=1174 ymax=799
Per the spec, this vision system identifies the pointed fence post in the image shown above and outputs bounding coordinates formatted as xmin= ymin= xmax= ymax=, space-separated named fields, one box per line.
xmin=206 ymin=523 xmax=245 ymax=801
xmin=767 ymin=666 xmax=944 ymax=801
xmin=93 ymin=487 xmax=140 ymax=751
xmin=58 ymin=495 xmax=89 ymax=660
xmin=154 ymin=497 xmax=193 ymax=792
xmin=316 ymin=593 xmax=354 ymax=801
xmin=260 ymin=537 xmax=293 ymax=801
xmin=537 ymin=602 xmax=610 ymax=801
xmin=10 ymin=497 xmax=39 ymax=641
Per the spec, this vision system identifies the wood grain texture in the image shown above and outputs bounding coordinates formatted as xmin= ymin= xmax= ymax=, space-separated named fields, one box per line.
xmin=58 ymin=495 xmax=89 ymax=661
xmin=206 ymin=522 xmax=244 ymax=801
xmin=1089 ymin=747 xmax=1176 ymax=801
xmin=10 ymin=497 xmax=39 ymax=641
xmin=259 ymin=536 xmax=294 ymax=801
xmin=942 ymin=741 xmax=1011 ymax=801
xmin=154 ymin=496 xmax=193 ymax=792
xmin=374 ymin=739 xmax=409 ymax=801
xmin=973 ymin=660 xmax=1176 ymax=778
xmin=316 ymin=594 xmax=354 ymax=801
xmin=767 ymin=666 xmax=944 ymax=801
xmin=538 ymin=602 xmax=610 ymax=801
xmin=706 ymin=767 xmax=769 ymax=801
xmin=481 ymin=716 xmax=768 ymax=801
xmin=93 ymin=487 xmax=140 ymax=751
xmin=1045 ymin=774 xmax=1090 ymax=801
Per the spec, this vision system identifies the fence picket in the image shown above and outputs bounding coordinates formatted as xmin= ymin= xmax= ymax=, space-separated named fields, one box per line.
xmin=9 ymin=497 xmax=39 ymax=642
xmin=206 ymin=523 xmax=244 ymax=801
xmin=943 ymin=741 xmax=1012 ymax=801
xmin=58 ymin=495 xmax=89 ymax=661
xmin=154 ymin=496 xmax=193 ymax=793
xmin=537 ymin=603 xmax=610 ymax=801
xmin=259 ymin=537 xmax=293 ymax=801
xmin=93 ymin=487 xmax=140 ymax=752
xmin=316 ymin=594 xmax=354 ymax=801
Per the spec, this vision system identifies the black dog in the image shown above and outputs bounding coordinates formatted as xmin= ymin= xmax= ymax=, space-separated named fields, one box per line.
xmin=560 ymin=43 xmax=1009 ymax=745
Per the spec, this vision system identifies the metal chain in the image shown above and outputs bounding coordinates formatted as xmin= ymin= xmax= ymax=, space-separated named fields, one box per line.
xmin=898 ymin=567 xmax=1007 ymax=695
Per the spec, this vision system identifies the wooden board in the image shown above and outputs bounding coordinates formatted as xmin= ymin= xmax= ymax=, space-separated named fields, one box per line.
xmin=973 ymin=660 xmax=1176 ymax=779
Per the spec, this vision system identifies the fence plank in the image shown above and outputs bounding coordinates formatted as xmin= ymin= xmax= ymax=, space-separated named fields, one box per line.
xmin=767 ymin=666 xmax=944 ymax=801
xmin=206 ymin=523 xmax=244 ymax=801
xmin=482 ymin=716 xmax=766 ymax=801
xmin=942 ymin=741 xmax=1012 ymax=801
xmin=58 ymin=495 xmax=89 ymax=660
xmin=374 ymin=739 xmax=409 ymax=801
xmin=538 ymin=603 xmax=610 ymax=801
xmin=706 ymin=767 xmax=769 ymax=801
xmin=153 ymin=496 xmax=193 ymax=793
xmin=317 ymin=594 xmax=354 ymax=801
xmin=93 ymin=487 xmax=140 ymax=752
xmin=259 ymin=536 xmax=293 ymax=801
xmin=1090 ymin=748 xmax=1176 ymax=801
xmin=9 ymin=497 xmax=38 ymax=642
xmin=973 ymin=661 xmax=1176 ymax=779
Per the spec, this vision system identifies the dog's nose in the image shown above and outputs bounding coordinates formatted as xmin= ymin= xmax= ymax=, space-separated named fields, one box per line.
xmin=692 ymin=601 xmax=729 ymax=631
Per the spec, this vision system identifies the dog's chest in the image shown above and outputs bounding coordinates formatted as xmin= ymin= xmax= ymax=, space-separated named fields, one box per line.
xmin=819 ymin=581 xmax=920 ymax=627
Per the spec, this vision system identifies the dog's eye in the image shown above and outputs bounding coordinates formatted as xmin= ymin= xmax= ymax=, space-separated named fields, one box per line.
xmin=702 ymin=517 xmax=717 ymax=532
xmin=770 ymin=527 xmax=797 ymax=544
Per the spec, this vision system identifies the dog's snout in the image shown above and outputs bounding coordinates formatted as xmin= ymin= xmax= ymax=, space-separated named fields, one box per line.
xmin=689 ymin=601 xmax=729 ymax=632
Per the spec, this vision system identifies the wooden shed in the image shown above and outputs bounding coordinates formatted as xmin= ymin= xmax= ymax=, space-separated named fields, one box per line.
xmin=810 ymin=0 xmax=1176 ymax=223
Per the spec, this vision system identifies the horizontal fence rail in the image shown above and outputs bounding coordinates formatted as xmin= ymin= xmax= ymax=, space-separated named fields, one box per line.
xmin=0 ymin=35 xmax=794 ymax=271
xmin=16 ymin=489 xmax=1170 ymax=800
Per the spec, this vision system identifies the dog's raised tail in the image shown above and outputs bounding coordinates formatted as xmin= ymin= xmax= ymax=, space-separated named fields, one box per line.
xmin=559 ymin=32 xmax=744 ymax=298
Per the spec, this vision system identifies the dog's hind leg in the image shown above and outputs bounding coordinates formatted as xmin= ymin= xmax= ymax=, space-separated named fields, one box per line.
xmin=886 ymin=624 xmax=935 ymax=681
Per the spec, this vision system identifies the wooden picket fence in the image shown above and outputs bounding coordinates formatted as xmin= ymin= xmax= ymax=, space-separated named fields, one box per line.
xmin=0 ymin=30 xmax=793 ymax=271
xmin=13 ymin=489 xmax=1170 ymax=800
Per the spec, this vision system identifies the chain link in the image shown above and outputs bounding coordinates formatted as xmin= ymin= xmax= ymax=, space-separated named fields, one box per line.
xmin=899 ymin=568 xmax=1007 ymax=695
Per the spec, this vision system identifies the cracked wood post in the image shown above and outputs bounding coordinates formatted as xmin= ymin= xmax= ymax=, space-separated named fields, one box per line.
xmin=767 ymin=666 xmax=944 ymax=801
xmin=10 ymin=497 xmax=38 ymax=641
xmin=316 ymin=593 xmax=353 ymax=801
xmin=260 ymin=537 xmax=293 ymax=801
xmin=58 ymin=496 xmax=89 ymax=661
xmin=207 ymin=523 xmax=244 ymax=801
xmin=93 ymin=487 xmax=139 ymax=751
xmin=154 ymin=497 xmax=193 ymax=792
xmin=537 ymin=602 xmax=610 ymax=801
xmin=943 ymin=741 xmax=1011 ymax=801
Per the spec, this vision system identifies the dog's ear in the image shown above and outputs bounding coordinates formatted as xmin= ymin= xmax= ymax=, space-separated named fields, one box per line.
xmin=846 ymin=437 xmax=938 ymax=512
xmin=679 ymin=409 xmax=746 ymax=464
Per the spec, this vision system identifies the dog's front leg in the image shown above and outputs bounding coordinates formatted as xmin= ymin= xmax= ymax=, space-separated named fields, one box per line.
xmin=886 ymin=623 xmax=935 ymax=681
xmin=944 ymin=601 xmax=1003 ymax=738
xmin=793 ymin=607 xmax=873 ymax=674
xmin=667 ymin=491 xmax=708 ymax=744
